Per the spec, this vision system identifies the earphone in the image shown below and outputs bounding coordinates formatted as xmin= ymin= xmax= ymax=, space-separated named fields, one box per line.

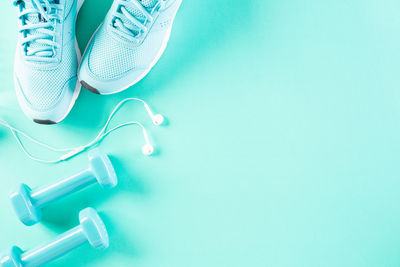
xmin=144 ymin=101 xmax=164 ymax=125
xmin=0 ymin=98 xmax=164 ymax=164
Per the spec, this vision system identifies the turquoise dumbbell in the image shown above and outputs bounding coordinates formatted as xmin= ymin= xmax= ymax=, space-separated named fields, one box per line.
xmin=9 ymin=148 xmax=117 ymax=226
xmin=0 ymin=208 xmax=108 ymax=267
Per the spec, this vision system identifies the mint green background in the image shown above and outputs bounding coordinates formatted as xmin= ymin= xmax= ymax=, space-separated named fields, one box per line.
xmin=1 ymin=0 xmax=400 ymax=266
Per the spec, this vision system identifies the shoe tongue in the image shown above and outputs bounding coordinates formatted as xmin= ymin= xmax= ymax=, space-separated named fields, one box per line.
xmin=119 ymin=0 xmax=159 ymax=37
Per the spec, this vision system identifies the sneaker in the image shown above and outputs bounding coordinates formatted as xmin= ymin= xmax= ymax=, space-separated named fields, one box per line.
xmin=79 ymin=0 xmax=182 ymax=95
xmin=13 ymin=0 xmax=84 ymax=124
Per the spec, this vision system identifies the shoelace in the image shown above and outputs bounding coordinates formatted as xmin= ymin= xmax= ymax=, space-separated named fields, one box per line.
xmin=111 ymin=0 xmax=165 ymax=42
xmin=13 ymin=0 xmax=63 ymax=61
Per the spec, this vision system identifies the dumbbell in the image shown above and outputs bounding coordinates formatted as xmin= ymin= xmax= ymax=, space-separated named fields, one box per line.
xmin=10 ymin=148 xmax=117 ymax=226
xmin=0 ymin=207 xmax=108 ymax=267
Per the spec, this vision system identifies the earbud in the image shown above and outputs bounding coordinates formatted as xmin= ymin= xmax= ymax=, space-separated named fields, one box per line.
xmin=152 ymin=114 xmax=164 ymax=125
xmin=142 ymin=144 xmax=154 ymax=156
xmin=143 ymin=102 xmax=165 ymax=126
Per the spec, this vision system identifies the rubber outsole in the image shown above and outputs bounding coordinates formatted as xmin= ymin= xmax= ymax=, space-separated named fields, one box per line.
xmin=33 ymin=119 xmax=57 ymax=125
xmin=81 ymin=80 xmax=100 ymax=94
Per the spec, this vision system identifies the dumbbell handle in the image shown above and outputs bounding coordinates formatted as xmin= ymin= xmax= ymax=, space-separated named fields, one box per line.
xmin=30 ymin=168 xmax=95 ymax=208
xmin=20 ymin=225 xmax=87 ymax=267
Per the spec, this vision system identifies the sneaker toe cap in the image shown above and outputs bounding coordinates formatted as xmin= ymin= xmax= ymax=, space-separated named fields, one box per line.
xmin=15 ymin=74 xmax=79 ymax=123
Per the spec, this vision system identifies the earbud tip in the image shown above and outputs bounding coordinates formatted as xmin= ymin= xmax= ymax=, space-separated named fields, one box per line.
xmin=142 ymin=144 xmax=154 ymax=156
xmin=153 ymin=114 xmax=164 ymax=126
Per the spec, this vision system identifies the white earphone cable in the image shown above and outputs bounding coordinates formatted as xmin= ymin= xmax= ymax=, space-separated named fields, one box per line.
xmin=0 ymin=98 xmax=164 ymax=163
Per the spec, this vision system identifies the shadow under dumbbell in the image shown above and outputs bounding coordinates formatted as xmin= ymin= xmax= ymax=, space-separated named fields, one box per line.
xmin=107 ymin=155 xmax=151 ymax=195
xmin=48 ymin=212 xmax=139 ymax=267
xmin=101 ymin=213 xmax=141 ymax=257
xmin=41 ymin=155 xmax=150 ymax=230
xmin=40 ymin=185 xmax=107 ymax=230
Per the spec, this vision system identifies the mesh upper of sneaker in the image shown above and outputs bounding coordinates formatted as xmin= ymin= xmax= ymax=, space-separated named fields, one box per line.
xmin=14 ymin=0 xmax=78 ymax=111
xmin=15 ymin=42 xmax=78 ymax=110
xmin=87 ymin=0 xmax=162 ymax=79
xmin=87 ymin=26 xmax=143 ymax=80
